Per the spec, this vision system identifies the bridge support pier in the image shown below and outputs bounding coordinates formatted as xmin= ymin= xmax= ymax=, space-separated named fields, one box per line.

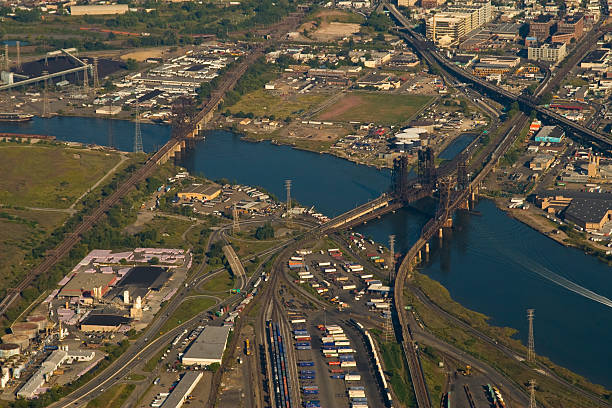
xmin=425 ymin=242 xmax=430 ymax=253
xmin=438 ymin=228 xmax=443 ymax=239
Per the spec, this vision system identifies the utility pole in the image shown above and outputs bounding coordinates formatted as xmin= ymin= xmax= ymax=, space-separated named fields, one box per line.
xmin=133 ymin=104 xmax=143 ymax=153
xmin=527 ymin=309 xmax=535 ymax=363
xmin=285 ymin=179 xmax=292 ymax=216
xmin=528 ymin=379 xmax=537 ymax=408
xmin=232 ymin=203 xmax=240 ymax=234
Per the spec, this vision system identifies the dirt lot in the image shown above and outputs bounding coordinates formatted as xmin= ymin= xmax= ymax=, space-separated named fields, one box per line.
xmin=121 ymin=48 xmax=168 ymax=62
xmin=312 ymin=22 xmax=361 ymax=41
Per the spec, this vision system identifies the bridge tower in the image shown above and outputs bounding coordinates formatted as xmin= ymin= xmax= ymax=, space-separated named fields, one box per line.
xmin=457 ymin=160 xmax=469 ymax=191
xmin=418 ymin=147 xmax=436 ymax=188
xmin=391 ymin=155 xmax=410 ymax=201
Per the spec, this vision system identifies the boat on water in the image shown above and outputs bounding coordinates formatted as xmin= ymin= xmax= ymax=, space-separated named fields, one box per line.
xmin=0 ymin=113 xmax=34 ymax=122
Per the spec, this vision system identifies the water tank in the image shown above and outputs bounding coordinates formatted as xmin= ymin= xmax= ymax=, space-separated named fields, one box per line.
xmin=0 ymin=344 xmax=20 ymax=358
xmin=11 ymin=322 xmax=39 ymax=339
xmin=1 ymin=334 xmax=29 ymax=350
xmin=26 ymin=315 xmax=48 ymax=331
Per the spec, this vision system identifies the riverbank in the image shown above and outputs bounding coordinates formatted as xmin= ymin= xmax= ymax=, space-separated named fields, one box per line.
xmin=490 ymin=196 xmax=612 ymax=266
xmin=236 ymin=128 xmax=391 ymax=169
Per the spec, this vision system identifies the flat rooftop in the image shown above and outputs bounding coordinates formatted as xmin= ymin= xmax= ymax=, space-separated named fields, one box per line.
xmin=161 ymin=371 xmax=203 ymax=408
xmin=182 ymin=326 xmax=231 ymax=365
xmin=565 ymin=198 xmax=611 ymax=223
xmin=59 ymin=273 xmax=117 ymax=297
xmin=81 ymin=314 xmax=130 ymax=327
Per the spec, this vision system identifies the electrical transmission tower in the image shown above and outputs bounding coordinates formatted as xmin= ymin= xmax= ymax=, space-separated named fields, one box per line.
xmin=83 ymin=65 xmax=89 ymax=93
xmin=389 ymin=235 xmax=395 ymax=283
xmin=133 ymin=104 xmax=143 ymax=153
xmin=232 ymin=203 xmax=240 ymax=234
xmin=4 ymin=44 xmax=8 ymax=71
xmin=92 ymin=57 xmax=100 ymax=89
xmin=527 ymin=309 xmax=535 ymax=363
xmin=107 ymin=102 xmax=114 ymax=148
xmin=15 ymin=41 xmax=21 ymax=72
xmin=285 ymin=179 xmax=292 ymax=216
xmin=42 ymin=70 xmax=50 ymax=118
xmin=528 ymin=379 xmax=537 ymax=408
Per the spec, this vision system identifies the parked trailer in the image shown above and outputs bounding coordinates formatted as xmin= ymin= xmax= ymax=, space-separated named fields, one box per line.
xmin=298 ymin=361 xmax=315 ymax=367
xmin=342 ymin=284 xmax=357 ymax=290
xmin=331 ymin=374 xmax=345 ymax=379
xmin=345 ymin=374 xmax=361 ymax=381
xmin=349 ymin=390 xmax=366 ymax=398
xmin=341 ymin=361 xmax=357 ymax=367
xmin=291 ymin=319 xmax=306 ymax=324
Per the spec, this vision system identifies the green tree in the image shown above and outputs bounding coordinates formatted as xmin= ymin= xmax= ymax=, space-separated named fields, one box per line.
xmin=254 ymin=222 xmax=274 ymax=240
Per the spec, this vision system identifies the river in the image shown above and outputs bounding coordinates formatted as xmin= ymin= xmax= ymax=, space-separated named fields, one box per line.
xmin=1 ymin=117 xmax=610 ymax=388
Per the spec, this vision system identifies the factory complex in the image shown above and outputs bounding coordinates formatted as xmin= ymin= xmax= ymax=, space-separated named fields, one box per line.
xmin=181 ymin=326 xmax=231 ymax=366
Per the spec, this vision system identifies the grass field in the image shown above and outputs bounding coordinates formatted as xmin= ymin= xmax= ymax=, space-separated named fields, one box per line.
xmin=131 ymin=216 xmax=193 ymax=249
xmin=228 ymin=89 xmax=328 ymax=119
xmin=199 ymin=270 xmax=235 ymax=294
xmin=0 ymin=208 xmax=68 ymax=298
xmin=159 ymin=297 xmax=216 ymax=334
xmin=317 ymin=92 xmax=434 ymax=125
xmin=0 ymin=145 xmax=121 ymax=209
xmin=144 ymin=345 xmax=168 ymax=372
xmin=86 ymin=383 xmax=135 ymax=408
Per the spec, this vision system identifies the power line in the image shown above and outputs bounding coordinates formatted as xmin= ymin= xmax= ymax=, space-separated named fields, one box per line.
xmin=133 ymin=104 xmax=143 ymax=153
xmin=285 ymin=179 xmax=292 ymax=216
xmin=527 ymin=309 xmax=535 ymax=363
xmin=15 ymin=41 xmax=21 ymax=72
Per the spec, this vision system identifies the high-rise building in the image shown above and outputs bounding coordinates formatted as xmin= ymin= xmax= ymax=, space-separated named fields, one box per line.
xmin=426 ymin=1 xmax=493 ymax=45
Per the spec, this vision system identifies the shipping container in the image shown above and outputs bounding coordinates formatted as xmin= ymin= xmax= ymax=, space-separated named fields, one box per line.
xmin=298 ymin=361 xmax=314 ymax=367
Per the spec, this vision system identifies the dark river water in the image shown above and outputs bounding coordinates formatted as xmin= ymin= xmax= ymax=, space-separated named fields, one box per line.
xmin=1 ymin=117 xmax=610 ymax=388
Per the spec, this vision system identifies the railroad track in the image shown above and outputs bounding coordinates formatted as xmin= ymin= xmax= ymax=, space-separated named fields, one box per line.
xmin=0 ymin=12 xmax=306 ymax=318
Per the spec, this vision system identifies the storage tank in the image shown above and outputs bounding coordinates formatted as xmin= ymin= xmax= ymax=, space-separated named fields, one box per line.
xmin=11 ymin=322 xmax=39 ymax=339
xmin=1 ymin=334 xmax=29 ymax=350
xmin=26 ymin=315 xmax=48 ymax=331
xmin=0 ymin=344 xmax=20 ymax=358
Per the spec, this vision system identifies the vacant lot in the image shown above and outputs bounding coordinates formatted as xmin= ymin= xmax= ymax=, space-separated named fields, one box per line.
xmin=0 ymin=145 xmax=121 ymax=209
xmin=317 ymin=92 xmax=434 ymax=125
xmin=228 ymin=89 xmax=328 ymax=120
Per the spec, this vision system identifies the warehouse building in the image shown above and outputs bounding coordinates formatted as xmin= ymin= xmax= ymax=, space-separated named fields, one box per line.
xmin=80 ymin=314 xmax=131 ymax=332
xmin=182 ymin=326 xmax=231 ymax=366
xmin=565 ymin=198 xmax=612 ymax=231
xmin=70 ymin=4 xmax=129 ymax=15
xmin=177 ymin=184 xmax=222 ymax=201
xmin=535 ymin=125 xmax=564 ymax=143
xmin=58 ymin=273 xmax=118 ymax=298
xmin=161 ymin=372 xmax=203 ymax=408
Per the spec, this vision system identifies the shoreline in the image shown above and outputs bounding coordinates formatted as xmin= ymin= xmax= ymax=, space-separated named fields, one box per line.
xmin=490 ymin=196 xmax=611 ymax=265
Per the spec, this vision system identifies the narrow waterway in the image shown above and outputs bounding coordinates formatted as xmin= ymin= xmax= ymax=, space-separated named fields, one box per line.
xmin=1 ymin=118 xmax=610 ymax=388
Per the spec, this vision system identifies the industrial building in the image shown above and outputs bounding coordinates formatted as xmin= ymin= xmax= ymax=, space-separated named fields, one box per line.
xmin=177 ymin=184 xmax=222 ymax=201
xmin=161 ymin=371 xmax=203 ymax=408
xmin=181 ymin=326 xmax=231 ymax=366
xmin=17 ymin=349 xmax=95 ymax=399
xmin=534 ymin=126 xmax=564 ymax=143
xmin=565 ymin=198 xmax=612 ymax=230
xmin=69 ymin=4 xmax=129 ymax=15
xmin=80 ymin=314 xmax=131 ymax=332
xmin=529 ymin=154 xmax=555 ymax=171
xmin=58 ymin=272 xmax=118 ymax=298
